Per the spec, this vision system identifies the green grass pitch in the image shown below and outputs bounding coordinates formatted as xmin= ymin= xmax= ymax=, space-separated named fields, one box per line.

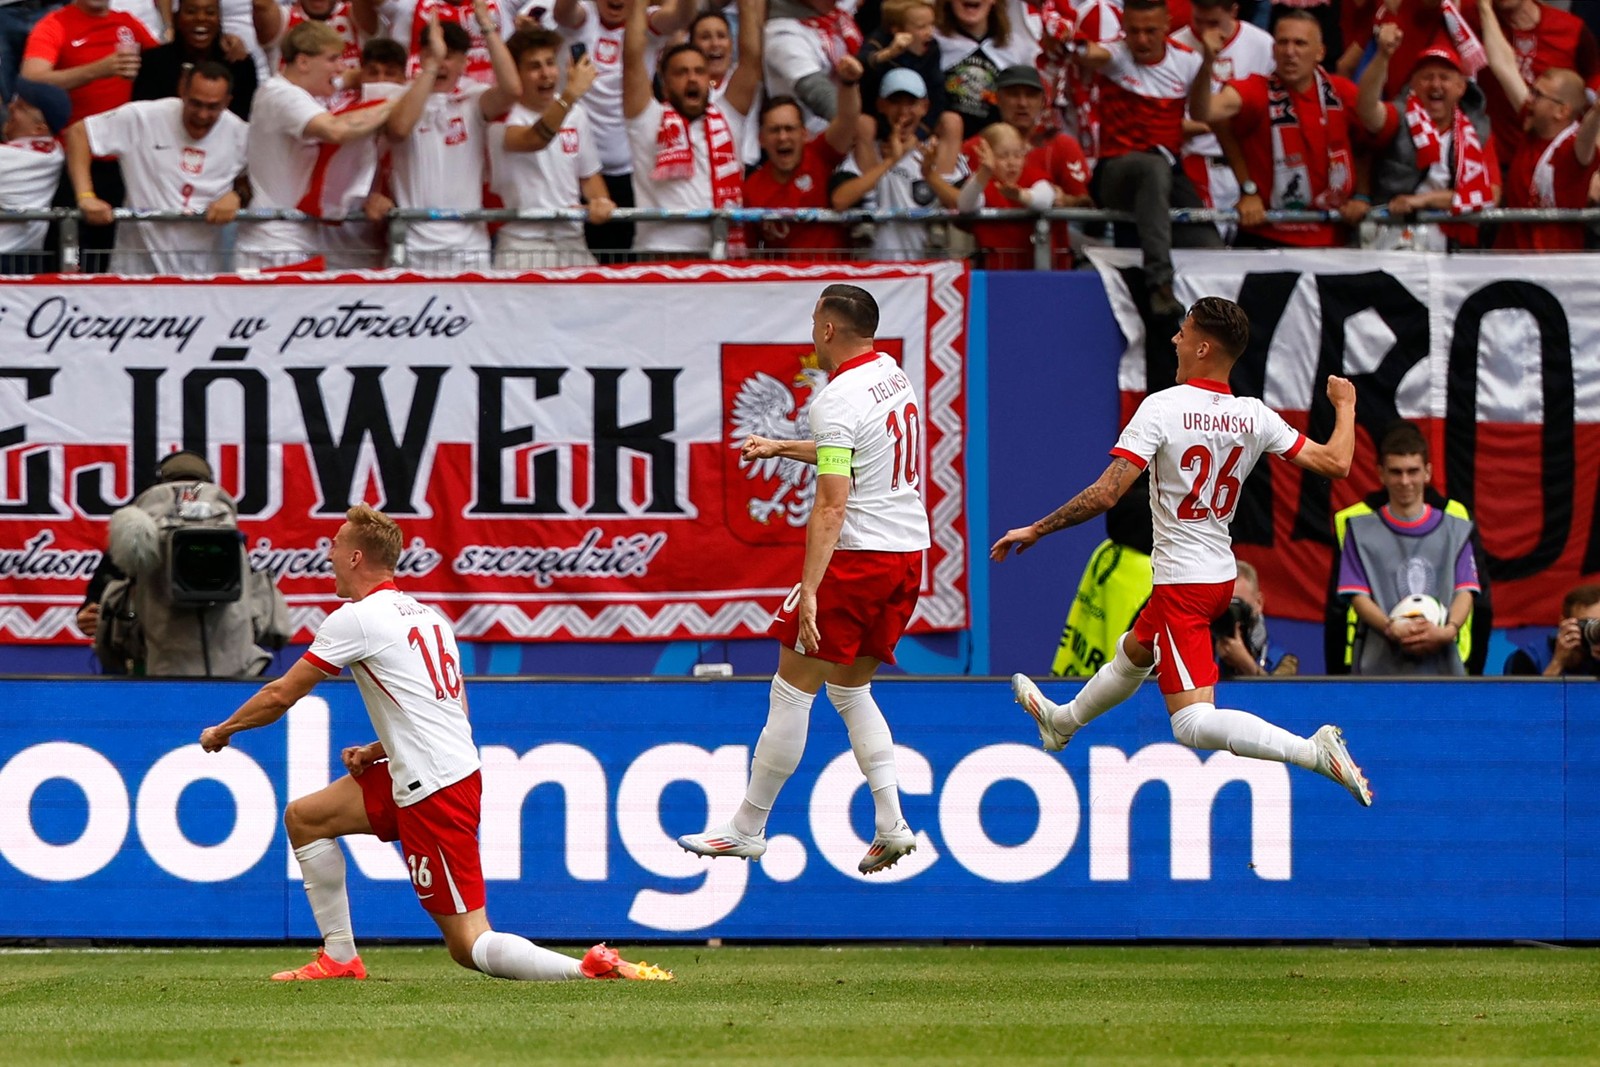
xmin=3 ymin=945 xmax=1599 ymax=1064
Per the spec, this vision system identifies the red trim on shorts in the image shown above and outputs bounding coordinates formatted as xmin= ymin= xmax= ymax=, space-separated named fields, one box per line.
xmin=1187 ymin=378 xmax=1233 ymax=394
xmin=1283 ymin=433 xmax=1307 ymax=460
xmin=1110 ymin=447 xmax=1148 ymax=469
xmin=303 ymin=651 xmax=340 ymax=675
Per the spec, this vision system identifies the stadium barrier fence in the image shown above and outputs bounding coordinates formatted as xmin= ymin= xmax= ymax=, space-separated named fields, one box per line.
xmin=3 ymin=204 xmax=1598 ymax=273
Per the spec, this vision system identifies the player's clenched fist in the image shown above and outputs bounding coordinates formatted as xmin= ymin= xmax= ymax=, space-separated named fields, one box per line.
xmin=199 ymin=726 xmax=229 ymax=752
xmin=742 ymin=434 xmax=781 ymax=461
xmin=1325 ymin=375 xmax=1356 ymax=408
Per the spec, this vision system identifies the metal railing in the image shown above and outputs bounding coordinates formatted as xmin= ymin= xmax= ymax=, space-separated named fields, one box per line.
xmin=1 ymin=204 xmax=1595 ymax=275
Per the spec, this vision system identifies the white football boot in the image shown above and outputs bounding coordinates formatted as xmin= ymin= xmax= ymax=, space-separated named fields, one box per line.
xmin=677 ymin=822 xmax=768 ymax=860
xmin=1012 ymin=673 xmax=1073 ymax=752
xmin=1311 ymin=725 xmax=1373 ymax=807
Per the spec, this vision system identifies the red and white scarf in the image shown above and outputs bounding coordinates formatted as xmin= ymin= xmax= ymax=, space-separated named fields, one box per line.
xmin=800 ymin=8 xmax=863 ymax=65
xmin=652 ymin=102 xmax=747 ymax=255
xmin=1267 ymin=69 xmax=1354 ymax=212
xmin=1438 ymin=0 xmax=1488 ymax=77
xmin=1531 ymin=122 xmax=1579 ymax=207
xmin=1404 ymin=92 xmax=1495 ymax=214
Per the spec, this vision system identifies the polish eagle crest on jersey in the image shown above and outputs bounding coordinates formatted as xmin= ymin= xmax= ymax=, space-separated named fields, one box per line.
xmin=727 ymin=351 xmax=831 ymax=527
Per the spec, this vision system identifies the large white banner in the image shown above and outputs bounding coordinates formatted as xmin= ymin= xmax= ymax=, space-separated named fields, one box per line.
xmin=0 ymin=261 xmax=970 ymax=643
xmin=1092 ymin=248 xmax=1600 ymax=627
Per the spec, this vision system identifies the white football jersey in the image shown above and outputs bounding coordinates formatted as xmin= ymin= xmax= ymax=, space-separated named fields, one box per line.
xmin=237 ymin=76 xmax=333 ymax=260
xmin=560 ymin=2 xmax=671 ymax=175
xmin=809 ymin=351 xmax=931 ymax=553
xmin=85 ymin=98 xmax=248 ymax=271
xmin=387 ymin=82 xmax=492 ymax=255
xmin=0 ymin=138 xmax=64 ymax=253
xmin=490 ymin=102 xmax=598 ymax=243
xmin=1112 ymin=379 xmax=1305 ymax=585
xmin=1171 ymin=20 xmax=1274 ymax=160
xmin=305 ymin=583 xmax=479 ymax=807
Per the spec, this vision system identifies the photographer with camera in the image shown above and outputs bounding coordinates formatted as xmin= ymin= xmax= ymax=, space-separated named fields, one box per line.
xmin=1506 ymin=584 xmax=1600 ymax=678
xmin=89 ymin=450 xmax=290 ymax=677
xmin=1213 ymin=559 xmax=1296 ymax=679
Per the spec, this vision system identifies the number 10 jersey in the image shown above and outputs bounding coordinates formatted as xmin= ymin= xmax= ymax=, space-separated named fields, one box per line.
xmin=810 ymin=352 xmax=932 ymax=553
xmin=304 ymin=582 xmax=479 ymax=807
xmin=1111 ymin=379 xmax=1305 ymax=585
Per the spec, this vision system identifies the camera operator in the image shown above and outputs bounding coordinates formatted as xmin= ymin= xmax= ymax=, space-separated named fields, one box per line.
xmin=1213 ymin=560 xmax=1296 ymax=679
xmin=1505 ymin=583 xmax=1600 ymax=678
xmin=89 ymin=450 xmax=289 ymax=677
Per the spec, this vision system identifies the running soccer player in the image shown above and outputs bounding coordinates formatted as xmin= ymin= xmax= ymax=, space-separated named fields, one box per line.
xmin=200 ymin=505 xmax=671 ymax=982
xmin=992 ymin=296 xmax=1375 ymax=806
xmin=678 ymin=284 xmax=930 ymax=874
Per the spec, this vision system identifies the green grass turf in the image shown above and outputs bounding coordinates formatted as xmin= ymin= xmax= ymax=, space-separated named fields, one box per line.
xmin=2 ymin=945 xmax=1598 ymax=1065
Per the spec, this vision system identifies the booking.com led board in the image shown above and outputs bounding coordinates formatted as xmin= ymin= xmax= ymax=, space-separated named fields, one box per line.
xmin=1 ymin=679 xmax=1593 ymax=941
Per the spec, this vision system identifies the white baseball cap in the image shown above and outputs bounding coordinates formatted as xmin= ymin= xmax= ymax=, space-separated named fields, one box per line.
xmin=880 ymin=68 xmax=928 ymax=100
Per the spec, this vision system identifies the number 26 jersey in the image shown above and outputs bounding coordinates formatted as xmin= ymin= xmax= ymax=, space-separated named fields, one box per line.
xmin=304 ymin=582 xmax=479 ymax=807
xmin=1111 ymin=379 xmax=1305 ymax=585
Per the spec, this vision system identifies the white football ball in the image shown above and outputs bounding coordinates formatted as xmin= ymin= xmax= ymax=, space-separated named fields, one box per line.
xmin=1389 ymin=593 xmax=1447 ymax=628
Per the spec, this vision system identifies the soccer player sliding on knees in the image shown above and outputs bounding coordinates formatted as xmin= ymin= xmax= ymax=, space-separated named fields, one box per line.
xmin=992 ymin=296 xmax=1373 ymax=807
xmin=200 ymin=506 xmax=671 ymax=982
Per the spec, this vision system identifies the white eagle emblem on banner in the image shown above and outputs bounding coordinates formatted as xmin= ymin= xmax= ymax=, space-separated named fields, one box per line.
xmin=728 ymin=354 xmax=830 ymax=526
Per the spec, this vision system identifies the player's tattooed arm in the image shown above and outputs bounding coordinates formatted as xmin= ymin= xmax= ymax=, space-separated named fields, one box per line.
xmin=1035 ymin=457 xmax=1136 ymax=534
xmin=991 ymin=457 xmax=1139 ymax=562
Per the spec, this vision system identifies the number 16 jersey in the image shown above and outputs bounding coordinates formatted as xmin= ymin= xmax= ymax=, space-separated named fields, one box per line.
xmin=304 ymin=582 xmax=479 ymax=807
xmin=1110 ymin=379 xmax=1305 ymax=585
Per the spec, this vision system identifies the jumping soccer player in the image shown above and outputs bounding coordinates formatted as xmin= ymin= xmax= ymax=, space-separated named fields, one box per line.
xmin=992 ymin=295 xmax=1375 ymax=807
xmin=200 ymin=504 xmax=671 ymax=982
xmin=678 ymin=284 xmax=931 ymax=874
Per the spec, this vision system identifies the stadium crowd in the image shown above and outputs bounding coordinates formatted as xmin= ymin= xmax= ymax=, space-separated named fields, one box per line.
xmin=0 ymin=0 xmax=1598 ymax=275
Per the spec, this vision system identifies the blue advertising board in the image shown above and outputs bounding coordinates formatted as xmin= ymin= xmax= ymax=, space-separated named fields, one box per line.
xmin=2 ymin=677 xmax=1593 ymax=941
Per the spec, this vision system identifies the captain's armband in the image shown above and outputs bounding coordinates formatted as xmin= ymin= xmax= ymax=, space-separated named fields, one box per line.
xmin=816 ymin=445 xmax=853 ymax=477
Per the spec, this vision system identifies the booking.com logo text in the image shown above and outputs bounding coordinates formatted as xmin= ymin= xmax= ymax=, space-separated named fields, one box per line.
xmin=0 ymin=699 xmax=1292 ymax=932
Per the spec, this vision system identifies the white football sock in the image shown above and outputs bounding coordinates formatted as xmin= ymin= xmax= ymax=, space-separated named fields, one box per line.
xmin=293 ymin=838 xmax=357 ymax=963
xmin=1062 ymin=634 xmax=1152 ymax=729
xmin=1168 ymin=702 xmax=1317 ymax=767
xmin=732 ymin=675 xmax=815 ymax=836
xmin=470 ymin=931 xmax=582 ymax=981
xmin=827 ymin=681 xmax=904 ymax=833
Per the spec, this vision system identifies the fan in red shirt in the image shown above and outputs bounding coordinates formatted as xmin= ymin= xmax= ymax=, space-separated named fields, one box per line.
xmin=20 ymin=0 xmax=158 ymax=125
xmin=1476 ymin=0 xmax=1600 ymax=251
xmin=960 ymin=64 xmax=1090 ymax=267
xmin=1197 ymin=9 xmax=1370 ymax=247
xmin=742 ymin=54 xmax=863 ymax=259
xmin=1070 ymin=0 xmax=1221 ymax=318
xmin=1463 ymin=0 xmax=1600 ymax=165
xmin=956 ymin=122 xmax=1061 ymax=269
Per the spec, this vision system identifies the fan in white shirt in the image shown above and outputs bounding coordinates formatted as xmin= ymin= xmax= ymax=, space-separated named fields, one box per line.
xmin=382 ymin=3 xmax=520 ymax=270
xmin=236 ymin=20 xmax=399 ymax=269
xmin=622 ymin=0 xmax=763 ymax=255
xmin=490 ymin=28 xmax=611 ymax=267
xmin=67 ymin=63 xmax=248 ymax=274
xmin=0 ymin=79 xmax=69 ymax=270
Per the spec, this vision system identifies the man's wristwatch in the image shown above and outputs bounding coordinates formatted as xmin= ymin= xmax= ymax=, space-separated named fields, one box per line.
xmin=1239 ymin=178 xmax=1260 ymax=197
